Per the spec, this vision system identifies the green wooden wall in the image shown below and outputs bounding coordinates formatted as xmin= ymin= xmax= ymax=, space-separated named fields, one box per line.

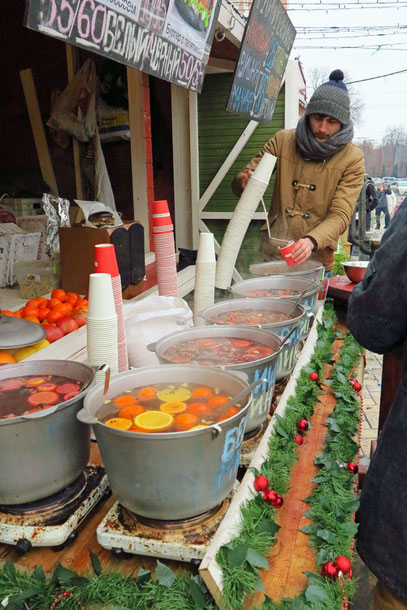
xmin=198 ymin=73 xmax=285 ymax=276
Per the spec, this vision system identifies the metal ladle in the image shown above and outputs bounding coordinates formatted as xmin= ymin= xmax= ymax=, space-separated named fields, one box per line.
xmin=286 ymin=280 xmax=320 ymax=317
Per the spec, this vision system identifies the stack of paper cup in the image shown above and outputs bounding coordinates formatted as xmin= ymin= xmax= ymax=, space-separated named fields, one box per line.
xmin=87 ymin=273 xmax=118 ymax=379
xmin=94 ymin=244 xmax=128 ymax=372
xmin=194 ymin=232 xmax=216 ymax=325
xmin=215 ymin=152 xmax=277 ymax=289
xmin=152 ymin=200 xmax=178 ymax=297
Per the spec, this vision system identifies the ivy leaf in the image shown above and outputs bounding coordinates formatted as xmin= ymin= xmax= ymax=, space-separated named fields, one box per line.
xmin=305 ymin=584 xmax=330 ymax=604
xmin=90 ymin=550 xmax=102 ymax=576
xmin=246 ymin=548 xmax=269 ymax=570
xmin=304 ymin=571 xmax=326 ymax=586
xmin=189 ymin=579 xmax=205 ymax=608
xmin=275 ymin=424 xmax=289 ymax=439
xmin=317 ymin=548 xmax=333 ymax=565
xmin=255 ymin=577 xmax=266 ymax=593
xmin=335 ymin=330 xmax=345 ymax=339
xmin=255 ymin=518 xmax=280 ymax=536
xmin=302 ymin=495 xmax=313 ymax=503
xmin=293 ymin=597 xmax=309 ymax=610
xmin=156 ymin=560 xmax=175 ymax=588
xmin=341 ymin=522 xmax=359 ymax=537
xmin=229 ymin=541 xmax=249 ymax=567
xmin=54 ymin=563 xmax=88 ymax=587
xmin=336 ymin=371 xmax=348 ymax=384
xmin=316 ymin=529 xmax=337 ymax=545
xmin=137 ymin=567 xmax=151 ymax=585
xmin=299 ymin=524 xmax=314 ymax=535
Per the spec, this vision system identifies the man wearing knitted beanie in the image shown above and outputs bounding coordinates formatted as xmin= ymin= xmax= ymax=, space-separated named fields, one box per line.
xmin=232 ymin=69 xmax=365 ymax=272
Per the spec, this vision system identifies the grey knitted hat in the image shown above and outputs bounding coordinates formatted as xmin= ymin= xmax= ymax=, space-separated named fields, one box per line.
xmin=305 ymin=69 xmax=350 ymax=125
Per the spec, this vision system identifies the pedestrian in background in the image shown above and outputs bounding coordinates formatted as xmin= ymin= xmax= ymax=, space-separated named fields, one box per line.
xmin=375 ymin=184 xmax=391 ymax=230
xmin=365 ymin=176 xmax=379 ymax=232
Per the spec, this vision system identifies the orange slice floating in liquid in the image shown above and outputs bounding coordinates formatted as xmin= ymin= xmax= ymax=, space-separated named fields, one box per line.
xmin=157 ymin=387 xmax=191 ymax=402
xmin=118 ymin=405 xmax=146 ymax=419
xmin=134 ymin=411 xmax=174 ymax=432
xmin=160 ymin=401 xmax=187 ymax=414
xmin=105 ymin=417 xmax=133 ymax=431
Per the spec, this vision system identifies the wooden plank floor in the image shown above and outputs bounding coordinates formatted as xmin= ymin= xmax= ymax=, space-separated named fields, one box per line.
xmin=0 ymin=443 xmax=191 ymax=578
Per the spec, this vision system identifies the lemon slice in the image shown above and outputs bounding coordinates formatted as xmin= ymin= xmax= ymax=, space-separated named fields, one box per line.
xmin=134 ymin=411 xmax=174 ymax=432
xmin=105 ymin=417 xmax=133 ymax=431
xmin=191 ymin=424 xmax=208 ymax=430
xmin=157 ymin=387 xmax=191 ymax=402
xmin=160 ymin=401 xmax=187 ymax=414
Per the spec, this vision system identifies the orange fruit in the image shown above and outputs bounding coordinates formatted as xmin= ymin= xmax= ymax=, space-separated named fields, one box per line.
xmin=113 ymin=394 xmax=139 ymax=408
xmin=48 ymin=298 xmax=62 ymax=309
xmin=22 ymin=306 xmax=39 ymax=318
xmin=137 ymin=386 xmax=157 ymax=401
xmin=187 ymin=402 xmax=211 ymax=416
xmin=37 ymin=308 xmax=50 ymax=321
xmin=105 ymin=417 xmax=133 ymax=431
xmin=28 ymin=391 xmax=59 ymax=406
xmin=38 ymin=300 xmax=50 ymax=310
xmin=118 ymin=405 xmax=146 ymax=419
xmin=75 ymin=298 xmax=88 ymax=308
xmin=53 ymin=303 xmax=73 ymax=315
xmin=26 ymin=377 xmax=45 ymax=386
xmin=47 ymin=309 xmax=64 ymax=324
xmin=1 ymin=310 xmax=14 ymax=316
xmin=217 ymin=406 xmax=240 ymax=423
xmin=174 ymin=412 xmax=198 ymax=431
xmin=24 ymin=316 xmax=41 ymax=324
xmin=13 ymin=309 xmax=23 ymax=318
xmin=191 ymin=387 xmax=213 ymax=400
xmin=51 ymin=289 xmax=66 ymax=302
xmin=208 ymin=395 xmax=230 ymax=409
xmin=0 ymin=352 xmax=16 ymax=365
xmin=190 ymin=424 xmax=208 ymax=430
xmin=65 ymin=296 xmax=78 ymax=308
xmin=160 ymin=401 xmax=187 ymax=414
xmin=134 ymin=411 xmax=174 ymax=432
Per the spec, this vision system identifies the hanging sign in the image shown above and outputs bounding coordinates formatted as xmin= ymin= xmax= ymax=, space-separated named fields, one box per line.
xmin=24 ymin=0 xmax=221 ymax=93
xmin=227 ymin=0 xmax=296 ymax=122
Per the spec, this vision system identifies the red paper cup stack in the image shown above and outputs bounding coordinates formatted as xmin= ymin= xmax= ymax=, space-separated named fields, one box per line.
xmin=87 ymin=273 xmax=119 ymax=378
xmin=152 ymin=200 xmax=178 ymax=297
xmin=94 ymin=243 xmax=128 ymax=373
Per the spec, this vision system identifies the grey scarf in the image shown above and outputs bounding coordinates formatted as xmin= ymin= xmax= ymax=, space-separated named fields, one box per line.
xmin=295 ymin=115 xmax=354 ymax=162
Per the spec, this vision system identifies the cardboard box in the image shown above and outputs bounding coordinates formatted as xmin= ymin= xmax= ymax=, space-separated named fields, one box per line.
xmin=0 ymin=223 xmax=41 ymax=287
xmin=16 ymin=215 xmax=48 ymax=260
xmin=59 ymin=222 xmax=145 ymax=295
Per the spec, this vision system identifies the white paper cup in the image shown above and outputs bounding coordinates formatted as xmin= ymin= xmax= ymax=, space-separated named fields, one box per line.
xmin=252 ymin=152 xmax=276 ymax=185
xmin=197 ymin=232 xmax=216 ymax=263
xmin=88 ymin=273 xmax=116 ymax=318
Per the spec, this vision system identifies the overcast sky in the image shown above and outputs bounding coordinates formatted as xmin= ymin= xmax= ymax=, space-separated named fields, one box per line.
xmin=286 ymin=0 xmax=407 ymax=145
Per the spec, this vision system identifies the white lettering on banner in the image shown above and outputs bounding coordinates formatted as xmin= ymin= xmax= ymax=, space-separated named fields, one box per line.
xmin=217 ymin=418 xmax=247 ymax=488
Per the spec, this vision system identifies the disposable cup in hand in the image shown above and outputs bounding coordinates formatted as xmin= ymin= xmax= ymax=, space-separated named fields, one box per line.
xmin=279 ymin=241 xmax=297 ymax=266
xmin=88 ymin=273 xmax=116 ymax=318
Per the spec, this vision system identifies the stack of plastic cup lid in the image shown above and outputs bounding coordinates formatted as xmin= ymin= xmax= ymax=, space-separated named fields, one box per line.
xmin=193 ymin=232 xmax=216 ymax=325
xmin=87 ymin=273 xmax=118 ymax=378
xmin=94 ymin=244 xmax=128 ymax=373
xmin=152 ymin=200 xmax=178 ymax=297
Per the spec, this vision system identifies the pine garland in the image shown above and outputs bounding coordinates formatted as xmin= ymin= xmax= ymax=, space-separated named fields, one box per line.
xmin=0 ymin=306 xmax=363 ymax=610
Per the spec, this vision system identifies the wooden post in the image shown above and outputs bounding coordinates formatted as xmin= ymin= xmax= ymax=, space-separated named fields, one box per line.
xmin=20 ymin=69 xmax=59 ymax=195
xmin=65 ymin=44 xmax=84 ymax=200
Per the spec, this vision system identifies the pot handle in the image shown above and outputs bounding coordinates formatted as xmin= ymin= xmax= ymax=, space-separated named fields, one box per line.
xmin=305 ymin=310 xmax=315 ymax=327
xmin=77 ymin=408 xmax=98 ymax=425
xmin=91 ymin=364 xmax=111 ymax=395
xmin=146 ymin=342 xmax=157 ymax=353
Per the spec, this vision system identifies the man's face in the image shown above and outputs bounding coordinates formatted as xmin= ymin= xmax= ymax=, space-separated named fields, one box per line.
xmin=309 ymin=114 xmax=342 ymax=141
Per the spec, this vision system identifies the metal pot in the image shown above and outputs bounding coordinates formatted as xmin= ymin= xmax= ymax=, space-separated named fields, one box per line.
xmin=0 ymin=360 xmax=108 ymax=505
xmin=230 ymin=276 xmax=320 ymax=340
xmin=200 ymin=299 xmax=310 ymax=380
xmin=148 ymin=326 xmax=282 ymax=434
xmin=78 ymin=365 xmax=252 ymax=521
xmin=249 ymin=260 xmax=324 ymax=284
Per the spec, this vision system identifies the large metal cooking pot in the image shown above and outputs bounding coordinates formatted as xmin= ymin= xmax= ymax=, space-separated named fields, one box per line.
xmin=78 ymin=365 xmax=252 ymax=521
xmin=249 ymin=260 xmax=324 ymax=284
xmin=230 ymin=276 xmax=320 ymax=340
xmin=148 ymin=326 xmax=282 ymax=434
xmin=200 ymin=299 xmax=310 ymax=380
xmin=0 ymin=360 xmax=108 ymax=505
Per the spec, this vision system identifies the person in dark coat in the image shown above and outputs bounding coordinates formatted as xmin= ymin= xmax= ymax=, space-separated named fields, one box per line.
xmin=347 ymin=197 xmax=407 ymax=609
xmin=365 ymin=176 xmax=378 ymax=232
xmin=375 ymin=184 xmax=391 ymax=229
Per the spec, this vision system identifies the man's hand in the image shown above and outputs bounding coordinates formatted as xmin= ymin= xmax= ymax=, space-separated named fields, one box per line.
xmin=291 ymin=238 xmax=314 ymax=264
xmin=231 ymin=170 xmax=253 ymax=196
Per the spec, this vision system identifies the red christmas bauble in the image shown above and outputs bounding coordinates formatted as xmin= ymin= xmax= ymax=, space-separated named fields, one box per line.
xmin=309 ymin=372 xmax=319 ymax=382
xmin=297 ymin=419 xmax=309 ymax=432
xmin=321 ymin=561 xmax=339 ymax=579
xmin=263 ymin=490 xmax=278 ymax=505
xmin=334 ymin=555 xmax=352 ymax=575
xmin=275 ymin=494 xmax=284 ymax=508
xmin=295 ymin=433 xmax=304 ymax=445
xmin=332 ymin=326 xmax=336 ymax=331
xmin=346 ymin=462 xmax=359 ymax=474
xmin=254 ymin=475 xmax=269 ymax=492
xmin=351 ymin=379 xmax=362 ymax=392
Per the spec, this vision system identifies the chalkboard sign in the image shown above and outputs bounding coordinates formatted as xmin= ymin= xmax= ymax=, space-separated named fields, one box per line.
xmin=227 ymin=0 xmax=296 ymax=122
xmin=24 ymin=0 xmax=221 ymax=93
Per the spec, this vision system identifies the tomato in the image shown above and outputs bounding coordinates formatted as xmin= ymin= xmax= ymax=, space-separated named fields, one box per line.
xmin=37 ymin=308 xmax=50 ymax=321
xmin=53 ymin=303 xmax=73 ymax=315
xmin=65 ymin=296 xmax=78 ymax=308
xmin=38 ymin=300 xmax=50 ymax=310
xmin=75 ymin=298 xmax=88 ymax=308
xmin=22 ymin=306 xmax=39 ymax=318
xmin=48 ymin=298 xmax=62 ymax=309
xmin=51 ymin=289 xmax=66 ymax=301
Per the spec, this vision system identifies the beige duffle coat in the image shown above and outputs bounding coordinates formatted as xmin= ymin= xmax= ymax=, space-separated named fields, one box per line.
xmin=244 ymin=128 xmax=365 ymax=271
